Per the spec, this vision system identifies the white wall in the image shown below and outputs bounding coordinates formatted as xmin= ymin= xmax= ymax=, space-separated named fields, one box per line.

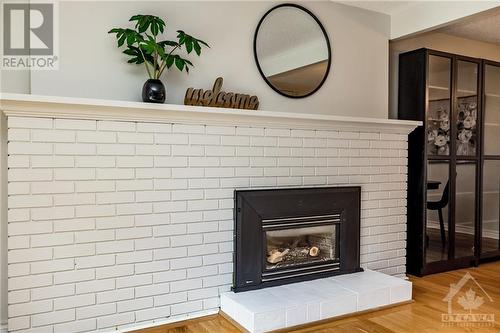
xmin=9 ymin=1 xmax=391 ymax=118
xmin=0 ymin=0 xmax=30 ymax=95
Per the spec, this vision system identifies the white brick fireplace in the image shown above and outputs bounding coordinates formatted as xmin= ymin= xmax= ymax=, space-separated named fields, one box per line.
xmin=0 ymin=94 xmax=420 ymax=333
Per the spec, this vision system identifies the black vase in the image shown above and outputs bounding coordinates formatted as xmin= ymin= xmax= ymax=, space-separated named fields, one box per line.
xmin=142 ymin=79 xmax=166 ymax=103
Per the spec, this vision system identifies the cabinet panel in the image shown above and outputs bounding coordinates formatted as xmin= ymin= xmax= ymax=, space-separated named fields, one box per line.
xmin=455 ymin=61 xmax=479 ymax=156
xmin=484 ymin=64 xmax=500 ymax=156
xmin=454 ymin=162 xmax=476 ymax=259
xmin=482 ymin=160 xmax=500 ymax=254
xmin=427 ymin=55 xmax=451 ymax=156
xmin=426 ymin=161 xmax=450 ymax=263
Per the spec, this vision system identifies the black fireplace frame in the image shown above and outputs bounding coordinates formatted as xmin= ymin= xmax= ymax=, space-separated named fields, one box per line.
xmin=233 ymin=186 xmax=362 ymax=292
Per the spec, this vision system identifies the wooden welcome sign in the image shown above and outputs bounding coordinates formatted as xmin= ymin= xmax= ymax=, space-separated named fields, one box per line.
xmin=184 ymin=77 xmax=259 ymax=110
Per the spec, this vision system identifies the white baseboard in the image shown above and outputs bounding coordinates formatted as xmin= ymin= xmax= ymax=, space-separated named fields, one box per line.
xmin=118 ymin=309 xmax=219 ymax=333
xmin=1 ymin=323 xmax=7 ymax=333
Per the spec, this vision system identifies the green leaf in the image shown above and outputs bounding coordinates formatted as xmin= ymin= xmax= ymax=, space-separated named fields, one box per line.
xmin=193 ymin=40 xmax=201 ymax=56
xmin=197 ymin=39 xmax=210 ymax=48
xmin=165 ymin=54 xmax=175 ymax=69
xmin=174 ymin=56 xmax=184 ymax=71
xmin=108 ymin=28 xmax=122 ymax=34
xmin=157 ymin=46 xmax=165 ymax=58
xmin=156 ymin=17 xmax=166 ymax=28
xmin=151 ymin=16 xmax=165 ymax=34
xmin=185 ymin=43 xmax=193 ymax=54
xmin=151 ymin=22 xmax=158 ymax=36
xmin=127 ymin=15 xmax=166 ymax=36
xmin=117 ymin=34 xmax=126 ymax=47
xmin=158 ymin=40 xmax=178 ymax=48
xmin=121 ymin=45 xmax=147 ymax=65
xmin=123 ymin=48 xmax=137 ymax=56
xmin=185 ymin=38 xmax=193 ymax=54
xmin=126 ymin=33 xmax=135 ymax=46
xmin=174 ymin=31 xmax=209 ymax=55
xmin=177 ymin=30 xmax=186 ymax=45
xmin=133 ymin=31 xmax=144 ymax=43
xmin=129 ymin=15 xmax=142 ymax=22
xmin=140 ymin=41 xmax=156 ymax=54
xmin=138 ymin=18 xmax=148 ymax=33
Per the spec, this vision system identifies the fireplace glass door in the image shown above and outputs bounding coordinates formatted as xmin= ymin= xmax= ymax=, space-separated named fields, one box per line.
xmin=264 ymin=224 xmax=339 ymax=271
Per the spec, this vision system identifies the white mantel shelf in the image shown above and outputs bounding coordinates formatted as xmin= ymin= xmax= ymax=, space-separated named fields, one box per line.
xmin=0 ymin=93 xmax=421 ymax=132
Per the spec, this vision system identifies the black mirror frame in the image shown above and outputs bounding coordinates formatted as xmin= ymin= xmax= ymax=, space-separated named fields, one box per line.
xmin=253 ymin=3 xmax=332 ymax=99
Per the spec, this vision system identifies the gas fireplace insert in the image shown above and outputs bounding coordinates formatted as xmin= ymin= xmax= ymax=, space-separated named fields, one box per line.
xmin=233 ymin=186 xmax=361 ymax=292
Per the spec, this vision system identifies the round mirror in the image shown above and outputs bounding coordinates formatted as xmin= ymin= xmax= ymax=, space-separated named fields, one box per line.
xmin=254 ymin=4 xmax=331 ymax=98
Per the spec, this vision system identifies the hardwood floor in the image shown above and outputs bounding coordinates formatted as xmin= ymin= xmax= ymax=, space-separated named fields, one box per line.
xmin=133 ymin=262 xmax=500 ymax=333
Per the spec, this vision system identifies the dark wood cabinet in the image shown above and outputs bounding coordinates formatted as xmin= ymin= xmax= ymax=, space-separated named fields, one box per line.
xmin=398 ymin=48 xmax=500 ymax=276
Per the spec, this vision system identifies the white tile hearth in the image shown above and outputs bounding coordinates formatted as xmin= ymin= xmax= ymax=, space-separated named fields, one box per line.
xmin=220 ymin=270 xmax=412 ymax=333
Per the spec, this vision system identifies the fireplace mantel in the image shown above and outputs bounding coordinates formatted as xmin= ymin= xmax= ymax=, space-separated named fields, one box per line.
xmin=0 ymin=93 xmax=421 ymax=133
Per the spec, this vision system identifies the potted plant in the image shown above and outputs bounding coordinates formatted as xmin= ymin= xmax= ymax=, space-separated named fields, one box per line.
xmin=109 ymin=15 xmax=209 ymax=103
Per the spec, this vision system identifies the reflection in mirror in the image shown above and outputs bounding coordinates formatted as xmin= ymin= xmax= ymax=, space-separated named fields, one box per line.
xmin=254 ymin=4 xmax=331 ymax=98
xmin=426 ymin=161 xmax=450 ymax=263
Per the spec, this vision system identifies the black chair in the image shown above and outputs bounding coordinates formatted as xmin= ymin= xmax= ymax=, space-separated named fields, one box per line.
xmin=427 ymin=181 xmax=449 ymax=247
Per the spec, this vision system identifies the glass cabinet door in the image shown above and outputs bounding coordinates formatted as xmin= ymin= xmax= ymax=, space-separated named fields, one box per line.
xmin=484 ymin=64 xmax=500 ymax=156
xmin=454 ymin=162 xmax=476 ymax=258
xmin=482 ymin=63 xmax=500 ymax=255
xmin=453 ymin=60 xmax=480 ymax=261
xmin=426 ymin=55 xmax=480 ymax=266
xmin=456 ymin=61 xmax=479 ymax=157
xmin=426 ymin=161 xmax=450 ymax=263
xmin=426 ymin=55 xmax=452 ymax=265
xmin=427 ymin=55 xmax=452 ymax=156
xmin=482 ymin=161 xmax=500 ymax=254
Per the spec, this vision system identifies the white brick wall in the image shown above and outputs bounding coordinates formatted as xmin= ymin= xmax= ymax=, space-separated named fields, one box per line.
xmin=6 ymin=116 xmax=409 ymax=332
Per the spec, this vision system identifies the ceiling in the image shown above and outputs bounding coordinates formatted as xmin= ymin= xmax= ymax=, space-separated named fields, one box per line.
xmin=336 ymin=1 xmax=500 ymax=40
xmin=437 ymin=7 xmax=500 ymax=45
xmin=337 ymin=1 xmax=414 ymax=15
